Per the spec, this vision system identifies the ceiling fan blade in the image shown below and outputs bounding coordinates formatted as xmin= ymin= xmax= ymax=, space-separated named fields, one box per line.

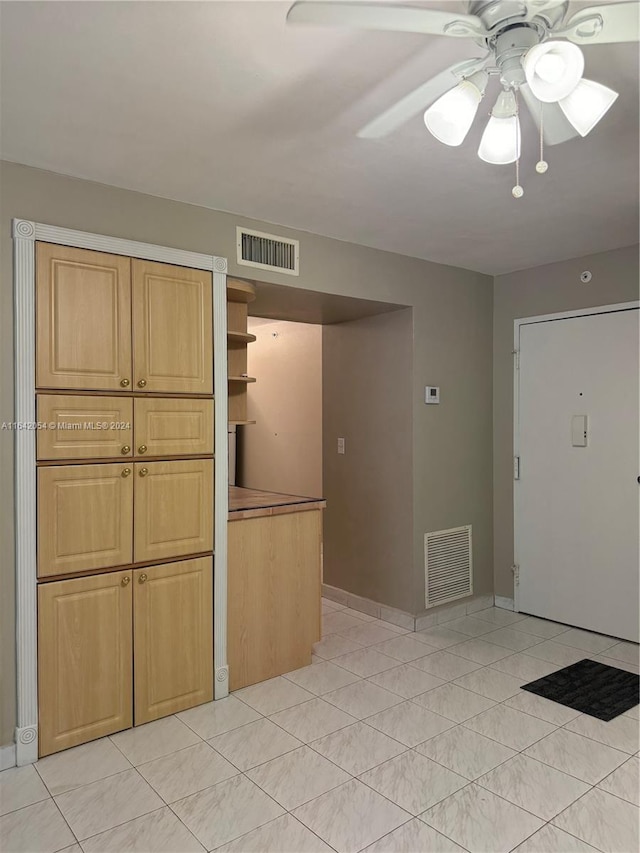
xmin=525 ymin=0 xmax=567 ymax=19
xmin=554 ymin=1 xmax=639 ymax=44
xmin=357 ymin=57 xmax=487 ymax=139
xmin=286 ymin=2 xmax=488 ymax=38
xmin=520 ymin=83 xmax=580 ymax=145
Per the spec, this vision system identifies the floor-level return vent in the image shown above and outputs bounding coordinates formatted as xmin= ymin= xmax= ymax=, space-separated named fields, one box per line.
xmin=425 ymin=525 xmax=472 ymax=609
xmin=236 ymin=227 xmax=299 ymax=276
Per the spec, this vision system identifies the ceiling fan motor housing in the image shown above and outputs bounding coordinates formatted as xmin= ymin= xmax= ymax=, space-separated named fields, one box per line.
xmin=495 ymin=25 xmax=541 ymax=86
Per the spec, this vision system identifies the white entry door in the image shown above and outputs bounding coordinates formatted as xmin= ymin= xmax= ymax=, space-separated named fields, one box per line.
xmin=515 ymin=307 xmax=639 ymax=643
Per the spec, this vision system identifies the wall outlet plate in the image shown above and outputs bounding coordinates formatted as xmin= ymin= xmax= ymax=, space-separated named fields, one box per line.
xmin=425 ymin=386 xmax=440 ymax=404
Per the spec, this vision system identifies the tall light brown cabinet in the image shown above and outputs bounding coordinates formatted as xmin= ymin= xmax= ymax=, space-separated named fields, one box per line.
xmin=35 ymin=243 xmax=215 ymax=757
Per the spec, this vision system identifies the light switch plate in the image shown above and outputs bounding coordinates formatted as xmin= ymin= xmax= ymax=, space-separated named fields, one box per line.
xmin=337 ymin=437 xmax=345 ymax=454
xmin=425 ymin=386 xmax=440 ymax=404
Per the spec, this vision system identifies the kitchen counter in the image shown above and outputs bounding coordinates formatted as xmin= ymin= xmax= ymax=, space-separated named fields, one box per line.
xmin=228 ymin=486 xmax=326 ymax=521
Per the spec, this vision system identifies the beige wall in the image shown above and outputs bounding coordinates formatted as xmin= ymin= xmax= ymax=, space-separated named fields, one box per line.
xmin=0 ymin=161 xmax=493 ymax=746
xmin=323 ymin=310 xmax=414 ymax=611
xmin=493 ymin=245 xmax=639 ymax=598
xmin=240 ymin=318 xmax=322 ymax=497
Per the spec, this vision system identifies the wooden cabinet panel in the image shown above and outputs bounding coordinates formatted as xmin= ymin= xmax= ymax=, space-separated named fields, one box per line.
xmin=36 ymin=244 xmax=132 ymax=391
xmin=38 ymin=570 xmax=133 ymax=756
xmin=37 ymin=395 xmax=133 ymax=460
xmin=134 ymin=557 xmax=213 ymax=724
xmin=134 ymin=398 xmax=213 ymax=457
xmin=228 ymin=510 xmax=322 ymax=691
xmin=133 ymin=459 xmax=213 ymax=563
xmin=132 ymin=260 xmax=213 ymax=394
xmin=38 ymin=464 xmax=133 ymax=578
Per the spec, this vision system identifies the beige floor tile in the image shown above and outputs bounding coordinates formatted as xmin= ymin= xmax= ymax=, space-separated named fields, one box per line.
xmin=478 ymin=753 xmax=589 ymax=820
xmin=233 ymin=676 xmax=315 ymax=715
xmin=463 ymin=704 xmax=556 ymax=751
xmin=323 ymin=680 xmax=402 ymax=719
xmin=525 ymin=728 xmax=629 ymax=784
xmin=214 ymin=813 xmax=333 ymax=852
xmin=411 ymin=651 xmax=481 ymax=681
xmin=553 ymin=787 xmax=640 ymax=853
xmin=110 ymin=717 xmax=200 ymax=766
xmin=593 ymin=655 xmax=640 ymax=674
xmin=471 ymin=607 xmax=527 ymax=628
xmin=416 ymin=725 xmax=516 ymax=780
xmin=332 ymin=647 xmax=398 ymax=678
xmin=54 ymin=769 xmax=162 ymax=841
xmin=604 ymin=641 xmax=640 ymax=666
xmin=292 ymin=778 xmax=411 ymax=853
xmin=322 ymin=611 xmax=369 ymax=636
xmin=513 ymin=617 xmax=571 ymax=640
xmin=362 ymin=817 xmax=466 ymax=852
xmin=321 ymin=597 xmax=344 ymax=613
xmin=513 ymin=824 xmax=600 ymax=852
xmin=422 ymin=783 xmax=543 ymax=853
xmin=489 ymin=653 xmax=558 ymax=682
xmin=412 ymin=683 xmax=496 ymax=723
xmin=247 ymin=746 xmax=350 ymax=810
xmin=311 ymin=721 xmax=405 ymax=775
xmin=556 ymin=628 xmax=618 ymax=654
xmin=565 ymin=712 xmax=640 ymax=754
xmin=58 ymin=845 xmax=82 ymax=853
xmin=373 ymin=635 xmax=439 ymax=662
xmin=453 ymin=667 xmax=524 ymax=701
xmin=283 ymin=661 xmax=359 ymax=694
xmin=525 ymin=640 xmax=590 ymax=667
xmin=504 ymin=690 xmax=582 ymax=726
xmin=447 ymin=638 xmax=514 ymax=665
xmin=597 ymin=755 xmax=640 ymax=806
xmin=0 ymin=765 xmax=49 ymax=816
xmin=209 ymin=719 xmax=301 ymax=771
xmin=366 ymin=701 xmax=453 ymax=747
xmin=35 ymin=738 xmax=130 ymax=796
xmin=81 ymin=806 xmax=204 ymax=852
xmin=338 ymin=623 xmax=401 ymax=647
xmin=341 ymin=607 xmax=376 ymax=622
xmin=480 ymin=627 xmax=543 ymax=651
xmin=367 ymin=664 xmax=444 ymax=698
xmin=269 ymin=697 xmax=357 ymax=743
xmin=0 ymin=798 xmax=75 ymax=853
xmin=137 ymin=741 xmax=238 ymax=803
xmin=312 ymin=634 xmax=364 ymax=660
xmin=442 ymin=617 xmax=497 ymax=637
xmin=414 ymin=627 xmax=470 ymax=649
xmin=359 ymin=750 xmax=467 ymax=814
xmin=172 ymin=774 xmax=284 ymax=851
xmin=177 ymin=696 xmax=261 ymax=740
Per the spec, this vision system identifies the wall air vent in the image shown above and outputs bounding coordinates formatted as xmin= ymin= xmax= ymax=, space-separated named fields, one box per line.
xmin=236 ymin=227 xmax=299 ymax=276
xmin=425 ymin=525 xmax=473 ymax=609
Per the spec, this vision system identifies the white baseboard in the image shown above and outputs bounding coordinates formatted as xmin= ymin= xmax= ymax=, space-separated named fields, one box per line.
xmin=0 ymin=743 xmax=17 ymax=771
xmin=494 ymin=596 xmax=516 ymax=612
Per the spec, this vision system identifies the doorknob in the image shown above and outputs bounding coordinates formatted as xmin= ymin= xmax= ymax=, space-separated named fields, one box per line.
xmin=137 ymin=379 xmax=147 ymax=388
xmin=121 ymin=467 xmax=132 ymax=478
xmin=138 ymin=445 xmax=147 ymax=454
xmin=120 ymin=378 xmax=130 ymax=387
xmin=139 ymin=467 xmax=149 ymax=477
xmin=121 ymin=445 xmax=131 ymax=455
xmin=138 ymin=573 xmax=148 ymax=584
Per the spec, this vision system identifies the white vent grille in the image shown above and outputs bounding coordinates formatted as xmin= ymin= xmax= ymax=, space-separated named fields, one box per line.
xmin=425 ymin=525 xmax=472 ymax=609
xmin=236 ymin=227 xmax=299 ymax=276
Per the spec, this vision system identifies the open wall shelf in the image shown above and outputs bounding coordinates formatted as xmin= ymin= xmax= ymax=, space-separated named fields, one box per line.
xmin=227 ymin=278 xmax=257 ymax=425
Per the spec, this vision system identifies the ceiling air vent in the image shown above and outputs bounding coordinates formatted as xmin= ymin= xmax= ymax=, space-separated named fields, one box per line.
xmin=236 ymin=227 xmax=299 ymax=276
xmin=425 ymin=525 xmax=473 ymax=609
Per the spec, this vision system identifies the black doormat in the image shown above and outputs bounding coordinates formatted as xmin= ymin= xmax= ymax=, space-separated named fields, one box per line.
xmin=522 ymin=658 xmax=640 ymax=721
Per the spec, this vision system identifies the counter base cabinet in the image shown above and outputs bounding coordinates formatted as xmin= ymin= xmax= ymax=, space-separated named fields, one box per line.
xmin=228 ymin=510 xmax=322 ymax=692
xmin=38 ymin=571 xmax=133 ymax=758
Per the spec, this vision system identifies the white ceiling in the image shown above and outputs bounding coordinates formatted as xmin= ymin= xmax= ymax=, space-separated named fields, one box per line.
xmin=1 ymin=1 xmax=638 ymax=274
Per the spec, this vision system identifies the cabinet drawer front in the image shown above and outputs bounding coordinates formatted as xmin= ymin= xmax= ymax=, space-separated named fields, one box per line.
xmin=38 ymin=464 xmax=133 ymax=578
xmin=134 ymin=557 xmax=213 ymax=724
xmin=37 ymin=395 xmax=133 ymax=460
xmin=134 ymin=398 xmax=213 ymax=457
xmin=38 ymin=570 xmax=133 ymax=756
xmin=134 ymin=459 xmax=214 ymax=563
xmin=132 ymin=260 xmax=213 ymax=395
xmin=36 ymin=243 xmax=132 ymax=391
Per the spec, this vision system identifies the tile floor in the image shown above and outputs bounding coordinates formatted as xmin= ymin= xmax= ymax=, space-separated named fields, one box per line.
xmin=1 ymin=600 xmax=638 ymax=853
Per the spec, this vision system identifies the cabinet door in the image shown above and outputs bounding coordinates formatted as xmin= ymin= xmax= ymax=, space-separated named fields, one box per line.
xmin=134 ymin=557 xmax=213 ymax=724
xmin=134 ymin=459 xmax=213 ymax=562
xmin=132 ymin=260 xmax=213 ymax=394
xmin=36 ymin=244 xmax=132 ymax=391
xmin=38 ymin=463 xmax=133 ymax=578
xmin=134 ymin=398 xmax=213 ymax=458
xmin=37 ymin=395 xmax=133 ymax=460
xmin=38 ymin=570 xmax=133 ymax=756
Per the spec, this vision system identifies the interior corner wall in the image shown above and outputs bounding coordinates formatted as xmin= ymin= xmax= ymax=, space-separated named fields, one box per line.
xmin=322 ymin=309 xmax=414 ymax=612
xmin=0 ymin=160 xmax=493 ymax=747
xmin=493 ymin=244 xmax=640 ymax=600
xmin=240 ymin=318 xmax=323 ymax=497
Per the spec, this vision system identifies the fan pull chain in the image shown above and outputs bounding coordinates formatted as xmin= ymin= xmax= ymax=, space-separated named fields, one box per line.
xmin=512 ymin=90 xmax=524 ymax=199
xmin=536 ymin=102 xmax=548 ymax=174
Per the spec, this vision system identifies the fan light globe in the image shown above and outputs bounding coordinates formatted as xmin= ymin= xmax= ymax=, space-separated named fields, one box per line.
xmin=559 ymin=78 xmax=619 ymax=136
xmin=424 ymin=71 xmax=487 ymax=146
xmin=523 ymin=41 xmax=584 ymax=103
xmin=478 ymin=90 xmax=520 ymax=165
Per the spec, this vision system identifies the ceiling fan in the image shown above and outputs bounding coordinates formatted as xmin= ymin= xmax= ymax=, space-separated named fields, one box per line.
xmin=286 ymin=1 xmax=640 ymax=197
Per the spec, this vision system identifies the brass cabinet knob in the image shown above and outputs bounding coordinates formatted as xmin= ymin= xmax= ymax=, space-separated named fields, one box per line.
xmin=121 ymin=576 xmax=130 ymax=587
xmin=139 ymin=467 xmax=149 ymax=477
xmin=137 ymin=379 xmax=147 ymax=388
xmin=120 ymin=378 xmax=130 ymax=387
xmin=138 ymin=444 xmax=147 ymax=455
xmin=138 ymin=573 xmax=148 ymax=584
xmin=121 ymin=467 xmax=132 ymax=478
xmin=121 ymin=445 xmax=131 ymax=455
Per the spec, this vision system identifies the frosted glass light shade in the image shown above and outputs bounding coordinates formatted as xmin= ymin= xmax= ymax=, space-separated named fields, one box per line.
xmin=424 ymin=74 xmax=486 ymax=146
xmin=524 ymin=41 xmax=584 ymax=103
xmin=478 ymin=115 xmax=521 ymax=164
xmin=559 ymin=78 xmax=619 ymax=136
